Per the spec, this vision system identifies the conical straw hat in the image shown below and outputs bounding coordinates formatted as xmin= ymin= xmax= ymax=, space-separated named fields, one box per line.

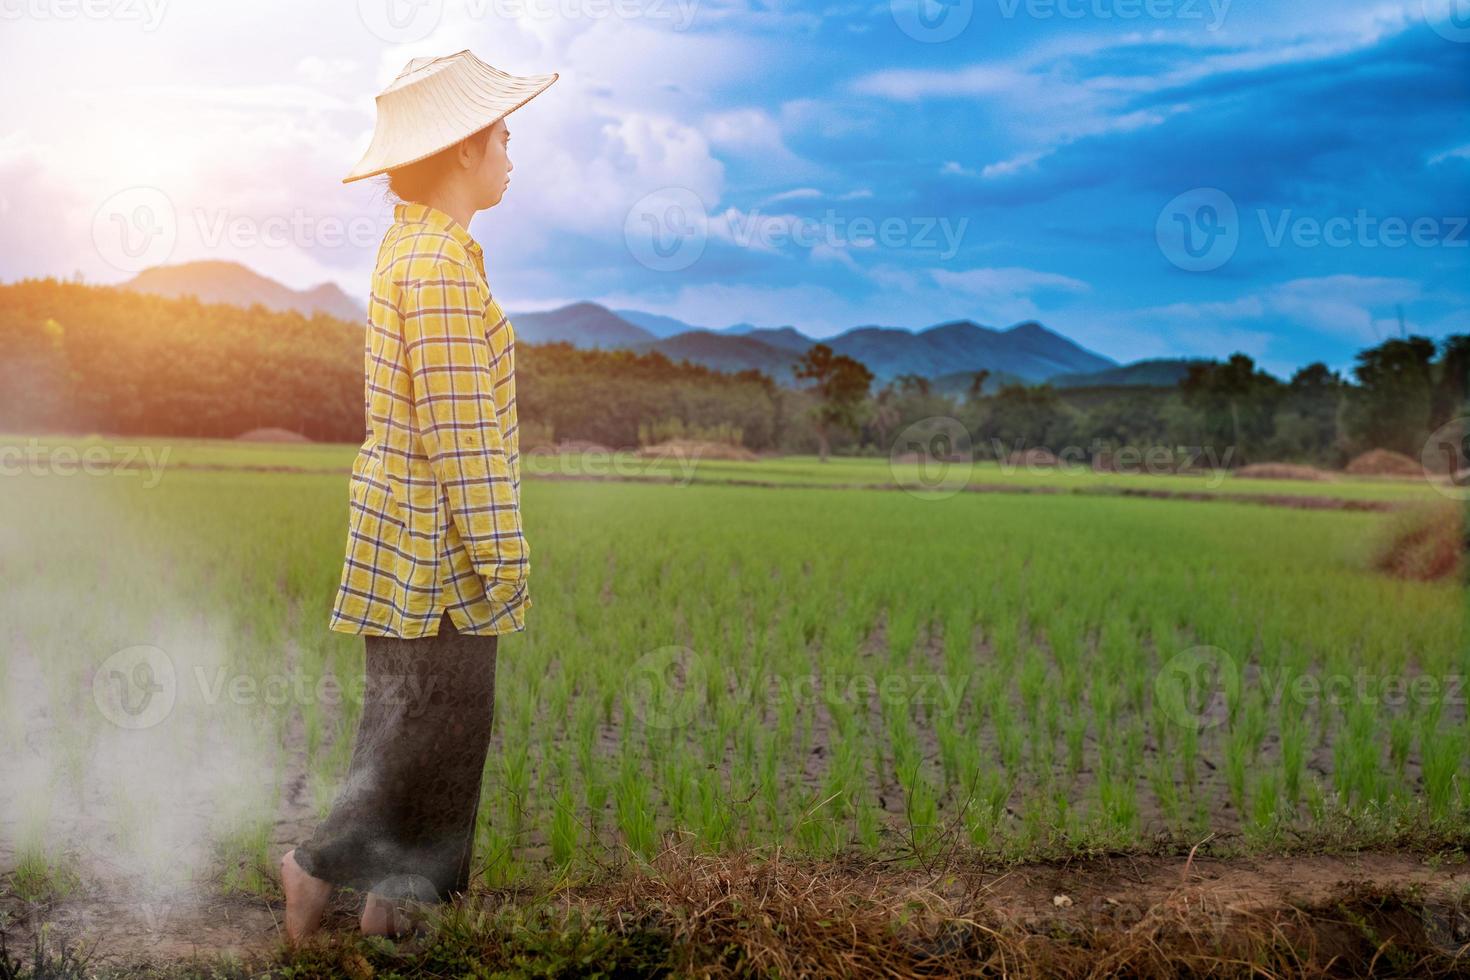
xmin=343 ymin=50 xmax=557 ymax=184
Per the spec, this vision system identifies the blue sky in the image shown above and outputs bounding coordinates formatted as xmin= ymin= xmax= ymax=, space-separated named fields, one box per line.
xmin=1 ymin=0 xmax=1466 ymax=376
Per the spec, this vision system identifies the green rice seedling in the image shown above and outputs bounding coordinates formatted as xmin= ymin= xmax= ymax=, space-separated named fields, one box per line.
xmin=1225 ymin=727 xmax=1249 ymax=813
xmin=1280 ymin=713 xmax=1307 ymax=808
xmin=5 ymin=847 xmax=80 ymax=905
xmin=1 ymin=438 xmax=1463 ymax=888
xmin=549 ymin=786 xmax=579 ymax=869
xmin=613 ymin=752 xmax=657 ymax=861
xmin=1149 ymin=755 xmax=1183 ymax=828
xmin=1418 ymin=716 xmax=1460 ymax=819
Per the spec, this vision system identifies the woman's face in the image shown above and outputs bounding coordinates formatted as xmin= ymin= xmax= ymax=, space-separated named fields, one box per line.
xmin=469 ymin=119 xmax=513 ymax=209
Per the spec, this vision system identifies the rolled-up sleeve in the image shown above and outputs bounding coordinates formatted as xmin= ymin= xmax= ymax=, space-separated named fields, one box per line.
xmin=400 ymin=260 xmax=529 ymax=594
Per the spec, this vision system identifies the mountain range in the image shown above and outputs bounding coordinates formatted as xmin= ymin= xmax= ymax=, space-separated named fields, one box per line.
xmin=513 ymin=304 xmax=1120 ymax=384
xmin=124 ymin=261 xmax=365 ymax=322
xmin=117 ymin=261 xmax=1192 ymax=388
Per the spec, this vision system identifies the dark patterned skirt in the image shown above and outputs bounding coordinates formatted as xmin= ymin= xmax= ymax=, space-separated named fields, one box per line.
xmin=295 ymin=610 xmax=498 ymax=902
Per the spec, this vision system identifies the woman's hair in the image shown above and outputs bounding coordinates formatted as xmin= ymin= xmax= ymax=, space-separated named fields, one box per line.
xmin=379 ymin=125 xmax=495 ymax=203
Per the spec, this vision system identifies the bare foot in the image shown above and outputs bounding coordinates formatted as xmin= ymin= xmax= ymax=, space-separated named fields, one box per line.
xmin=281 ymin=849 xmax=332 ymax=944
xmin=360 ymin=892 xmax=405 ymax=937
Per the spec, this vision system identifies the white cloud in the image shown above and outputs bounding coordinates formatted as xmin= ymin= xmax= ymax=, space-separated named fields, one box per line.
xmin=1110 ymin=274 xmax=1424 ymax=368
xmin=933 ymin=266 xmax=1091 ymax=297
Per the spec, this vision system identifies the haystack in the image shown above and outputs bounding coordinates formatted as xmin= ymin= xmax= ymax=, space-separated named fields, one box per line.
xmin=1372 ymin=502 xmax=1463 ymax=581
xmin=636 ymin=439 xmax=757 ymax=462
xmin=1345 ymin=449 xmax=1422 ymax=477
xmin=235 ymin=427 xmax=310 ymax=442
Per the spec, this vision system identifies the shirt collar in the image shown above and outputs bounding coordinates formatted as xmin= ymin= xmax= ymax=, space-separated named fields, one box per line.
xmin=394 ymin=202 xmax=483 ymax=259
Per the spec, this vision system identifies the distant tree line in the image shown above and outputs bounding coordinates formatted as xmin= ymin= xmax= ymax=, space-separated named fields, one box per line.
xmin=0 ymin=278 xmax=1463 ymax=468
xmin=814 ymin=339 xmax=1468 ymax=467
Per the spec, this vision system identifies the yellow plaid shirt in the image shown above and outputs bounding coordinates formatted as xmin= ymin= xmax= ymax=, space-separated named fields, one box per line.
xmin=330 ymin=202 xmax=530 ymax=638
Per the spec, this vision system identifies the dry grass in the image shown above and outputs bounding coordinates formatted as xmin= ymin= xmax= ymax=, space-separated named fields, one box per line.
xmin=12 ymin=845 xmax=1470 ymax=977
xmin=1346 ymin=449 xmax=1424 ymax=477
xmin=1234 ymin=463 xmax=1335 ymax=482
xmin=260 ymin=845 xmax=1470 ymax=979
xmin=1372 ymin=501 xmax=1465 ymax=582
xmin=550 ymin=846 xmax=1470 ymax=979
xmin=636 ymin=439 xmax=759 ymax=462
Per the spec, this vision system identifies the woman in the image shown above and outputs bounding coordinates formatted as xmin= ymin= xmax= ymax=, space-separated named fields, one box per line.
xmin=280 ymin=50 xmax=557 ymax=942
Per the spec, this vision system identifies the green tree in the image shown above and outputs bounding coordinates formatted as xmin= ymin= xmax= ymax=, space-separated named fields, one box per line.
xmin=1431 ymin=334 xmax=1470 ymax=431
xmin=1267 ymin=363 xmax=1345 ymax=464
xmin=965 ymin=369 xmax=991 ymax=404
xmin=1179 ymin=354 xmax=1281 ymax=463
xmin=1344 ymin=336 xmax=1437 ymax=456
xmin=793 ymin=344 xmax=874 ymax=462
xmin=976 ymin=384 xmax=1077 ymax=456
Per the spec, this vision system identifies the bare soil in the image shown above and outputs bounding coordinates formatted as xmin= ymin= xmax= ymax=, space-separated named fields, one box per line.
xmin=5 ymin=849 xmax=1468 ymax=975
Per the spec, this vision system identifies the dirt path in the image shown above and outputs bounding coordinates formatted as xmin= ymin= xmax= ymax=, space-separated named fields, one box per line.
xmin=5 ymin=849 xmax=1466 ymax=972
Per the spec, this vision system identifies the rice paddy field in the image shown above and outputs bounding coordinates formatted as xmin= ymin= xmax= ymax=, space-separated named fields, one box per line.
xmin=1 ymin=433 xmax=1467 ymax=976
